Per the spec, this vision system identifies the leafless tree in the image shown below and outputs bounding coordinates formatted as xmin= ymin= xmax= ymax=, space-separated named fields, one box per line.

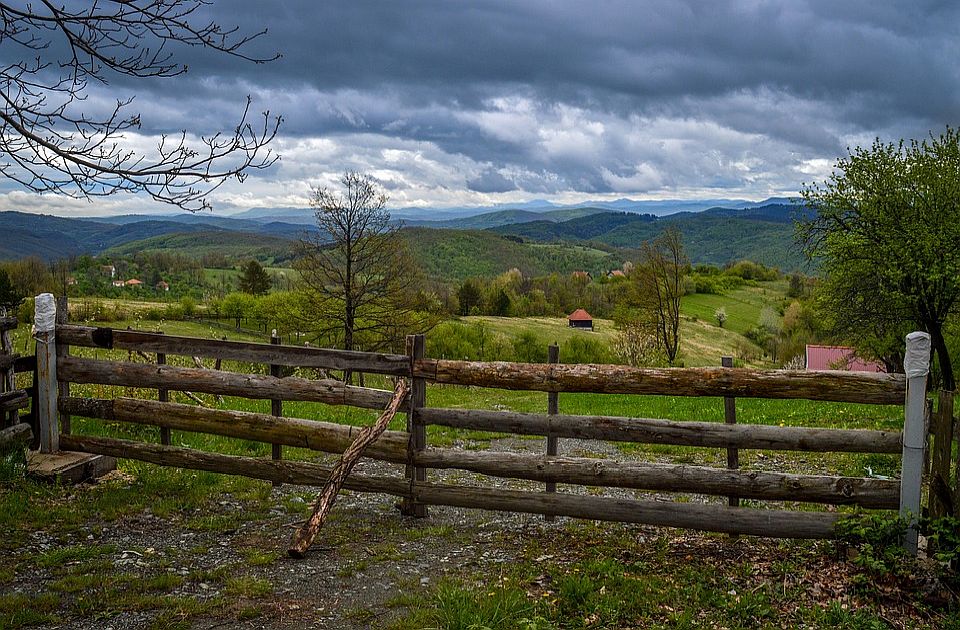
xmin=635 ymin=227 xmax=687 ymax=365
xmin=0 ymin=1 xmax=281 ymax=211
xmin=295 ymin=172 xmax=434 ymax=365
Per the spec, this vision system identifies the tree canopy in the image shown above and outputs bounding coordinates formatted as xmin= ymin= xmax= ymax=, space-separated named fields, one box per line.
xmin=799 ymin=128 xmax=960 ymax=388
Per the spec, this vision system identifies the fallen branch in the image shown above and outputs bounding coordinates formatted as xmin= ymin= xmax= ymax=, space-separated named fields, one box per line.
xmin=288 ymin=378 xmax=409 ymax=558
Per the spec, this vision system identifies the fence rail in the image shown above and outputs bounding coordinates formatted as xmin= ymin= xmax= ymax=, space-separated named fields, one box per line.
xmin=30 ymin=306 xmax=930 ymax=545
xmin=414 ymin=358 xmax=906 ymax=404
xmin=57 ymin=324 xmax=410 ymax=375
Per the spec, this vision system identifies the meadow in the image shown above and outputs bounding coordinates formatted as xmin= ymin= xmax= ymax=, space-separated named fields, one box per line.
xmin=2 ymin=291 xmax=949 ymax=629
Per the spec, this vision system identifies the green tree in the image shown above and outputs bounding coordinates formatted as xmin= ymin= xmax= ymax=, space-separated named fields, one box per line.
xmin=238 ymin=260 xmax=272 ymax=295
xmin=799 ymin=128 xmax=960 ymax=388
xmin=0 ymin=268 xmax=25 ymax=316
xmin=457 ymin=279 xmax=483 ymax=316
xmin=221 ymin=292 xmax=256 ymax=329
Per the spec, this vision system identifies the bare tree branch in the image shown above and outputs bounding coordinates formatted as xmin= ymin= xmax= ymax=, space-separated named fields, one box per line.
xmin=0 ymin=0 xmax=281 ymax=211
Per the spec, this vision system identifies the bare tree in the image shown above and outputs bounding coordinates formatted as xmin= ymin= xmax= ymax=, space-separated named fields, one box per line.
xmin=0 ymin=1 xmax=280 ymax=211
xmin=635 ymin=227 xmax=687 ymax=365
xmin=295 ymin=172 xmax=433 ymax=364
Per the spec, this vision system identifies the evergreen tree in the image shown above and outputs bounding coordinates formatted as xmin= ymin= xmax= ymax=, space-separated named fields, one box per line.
xmin=238 ymin=260 xmax=272 ymax=295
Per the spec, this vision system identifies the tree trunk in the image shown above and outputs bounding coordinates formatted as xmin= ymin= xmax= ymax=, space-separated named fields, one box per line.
xmin=930 ymin=323 xmax=955 ymax=390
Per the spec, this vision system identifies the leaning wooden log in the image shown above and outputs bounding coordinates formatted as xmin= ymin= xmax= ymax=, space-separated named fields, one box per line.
xmin=61 ymin=434 xmax=845 ymax=539
xmin=60 ymin=397 xmax=410 ymax=463
xmin=0 ymin=390 xmax=29 ymax=414
xmin=288 ymin=380 xmax=409 ymax=558
xmin=57 ymin=325 xmax=410 ymax=375
xmin=416 ymin=448 xmax=899 ymax=508
xmin=415 ymin=359 xmax=905 ymax=405
xmin=58 ymin=356 xmax=395 ymax=409
xmin=0 ymin=422 xmax=32 ymax=448
xmin=418 ymin=408 xmax=902 ymax=454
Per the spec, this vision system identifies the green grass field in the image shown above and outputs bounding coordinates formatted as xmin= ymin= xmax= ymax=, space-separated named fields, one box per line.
xmin=3 ymin=285 xmax=945 ymax=629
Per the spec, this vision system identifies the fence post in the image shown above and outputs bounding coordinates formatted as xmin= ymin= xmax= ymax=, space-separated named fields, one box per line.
xmin=401 ymin=334 xmax=428 ymax=517
xmin=0 ymin=315 xmax=16 ymax=427
xmin=545 ymin=343 xmax=559 ymax=521
xmin=270 ymin=330 xmax=283 ymax=487
xmin=157 ymin=330 xmax=169 ymax=446
xmin=34 ymin=293 xmax=59 ymax=453
xmin=929 ymin=390 xmax=954 ymax=520
xmin=902 ymin=331 xmax=931 ymax=554
xmin=55 ymin=296 xmax=71 ymax=436
xmin=721 ymin=356 xmax=739 ymax=508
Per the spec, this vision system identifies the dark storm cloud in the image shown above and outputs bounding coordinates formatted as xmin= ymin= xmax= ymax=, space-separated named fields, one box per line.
xmin=9 ymin=0 xmax=960 ymax=211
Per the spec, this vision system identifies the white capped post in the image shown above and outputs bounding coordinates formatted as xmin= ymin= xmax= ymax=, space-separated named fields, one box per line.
xmin=901 ymin=331 xmax=931 ymax=555
xmin=34 ymin=293 xmax=59 ymax=453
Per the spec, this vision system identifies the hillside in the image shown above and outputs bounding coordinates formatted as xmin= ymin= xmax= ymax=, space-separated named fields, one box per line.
xmin=104 ymin=230 xmax=297 ymax=264
xmin=491 ymin=203 xmax=807 ymax=271
xmin=407 ymin=206 xmax=606 ymax=229
xmin=401 ymin=227 xmax=619 ymax=281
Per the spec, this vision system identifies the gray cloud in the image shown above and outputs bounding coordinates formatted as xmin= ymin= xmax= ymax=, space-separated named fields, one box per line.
xmin=6 ymin=0 xmax=960 ymax=213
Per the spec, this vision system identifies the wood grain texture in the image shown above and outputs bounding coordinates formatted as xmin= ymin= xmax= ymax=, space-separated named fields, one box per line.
xmin=58 ymin=355 xmax=396 ymax=409
xmin=62 ymin=434 xmax=846 ymax=539
xmin=419 ymin=407 xmax=902 ymax=454
xmin=57 ymin=325 xmax=410 ymax=375
xmin=60 ymin=396 xmax=410 ymax=462
xmin=416 ymin=359 xmax=905 ymax=404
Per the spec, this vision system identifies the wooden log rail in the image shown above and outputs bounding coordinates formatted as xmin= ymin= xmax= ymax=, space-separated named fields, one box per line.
xmin=60 ymin=396 xmax=898 ymax=508
xmin=61 ymin=397 xmax=410 ymax=463
xmin=0 ymin=391 xmax=29 ymax=414
xmin=414 ymin=359 xmax=906 ymax=404
xmin=419 ymin=408 xmax=902 ymax=454
xmin=57 ymin=324 xmax=410 ymax=375
xmin=57 ymin=356 xmax=398 ymax=410
xmin=0 ymin=422 xmax=32 ymax=447
xmin=60 ymin=434 xmax=844 ymax=539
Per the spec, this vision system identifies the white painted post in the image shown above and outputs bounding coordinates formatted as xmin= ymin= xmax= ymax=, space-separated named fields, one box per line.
xmin=901 ymin=331 xmax=931 ymax=555
xmin=34 ymin=293 xmax=59 ymax=453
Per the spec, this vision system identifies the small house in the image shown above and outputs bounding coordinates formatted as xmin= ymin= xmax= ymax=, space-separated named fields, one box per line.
xmin=607 ymin=269 xmax=626 ymax=279
xmin=156 ymin=280 xmax=170 ymax=292
xmin=571 ymin=271 xmax=591 ymax=281
xmin=568 ymin=308 xmax=593 ymax=330
xmin=111 ymin=279 xmax=124 ymax=287
xmin=805 ymin=345 xmax=884 ymax=372
xmin=124 ymin=278 xmax=143 ymax=287
xmin=100 ymin=264 xmax=116 ymax=278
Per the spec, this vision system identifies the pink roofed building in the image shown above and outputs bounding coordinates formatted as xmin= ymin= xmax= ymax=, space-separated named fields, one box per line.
xmin=805 ymin=345 xmax=885 ymax=373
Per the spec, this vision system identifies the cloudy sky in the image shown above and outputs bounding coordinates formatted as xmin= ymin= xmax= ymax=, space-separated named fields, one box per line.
xmin=3 ymin=0 xmax=958 ymax=215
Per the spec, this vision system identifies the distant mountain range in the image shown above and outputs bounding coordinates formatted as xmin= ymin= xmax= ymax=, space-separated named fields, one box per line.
xmin=0 ymin=197 xmax=812 ymax=275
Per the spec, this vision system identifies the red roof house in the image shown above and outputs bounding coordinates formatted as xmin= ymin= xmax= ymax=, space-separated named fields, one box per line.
xmin=805 ymin=345 xmax=885 ymax=372
xmin=568 ymin=308 xmax=594 ymax=330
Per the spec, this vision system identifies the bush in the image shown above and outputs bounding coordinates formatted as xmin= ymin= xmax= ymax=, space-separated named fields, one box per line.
xmin=562 ymin=335 xmax=615 ymax=364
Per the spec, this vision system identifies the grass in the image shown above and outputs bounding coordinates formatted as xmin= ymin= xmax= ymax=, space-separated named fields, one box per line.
xmin=0 ymin=291 xmax=941 ymax=627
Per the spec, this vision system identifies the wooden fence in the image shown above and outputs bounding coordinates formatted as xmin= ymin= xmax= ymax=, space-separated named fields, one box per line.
xmin=28 ymin=296 xmax=933 ymax=547
xmin=0 ymin=316 xmax=33 ymax=451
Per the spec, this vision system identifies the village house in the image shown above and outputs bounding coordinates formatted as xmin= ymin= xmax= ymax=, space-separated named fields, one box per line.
xmin=156 ymin=280 xmax=170 ymax=292
xmin=607 ymin=269 xmax=626 ymax=279
xmin=568 ymin=308 xmax=593 ymax=330
xmin=571 ymin=271 xmax=591 ymax=281
xmin=124 ymin=278 xmax=143 ymax=287
xmin=100 ymin=264 xmax=116 ymax=278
